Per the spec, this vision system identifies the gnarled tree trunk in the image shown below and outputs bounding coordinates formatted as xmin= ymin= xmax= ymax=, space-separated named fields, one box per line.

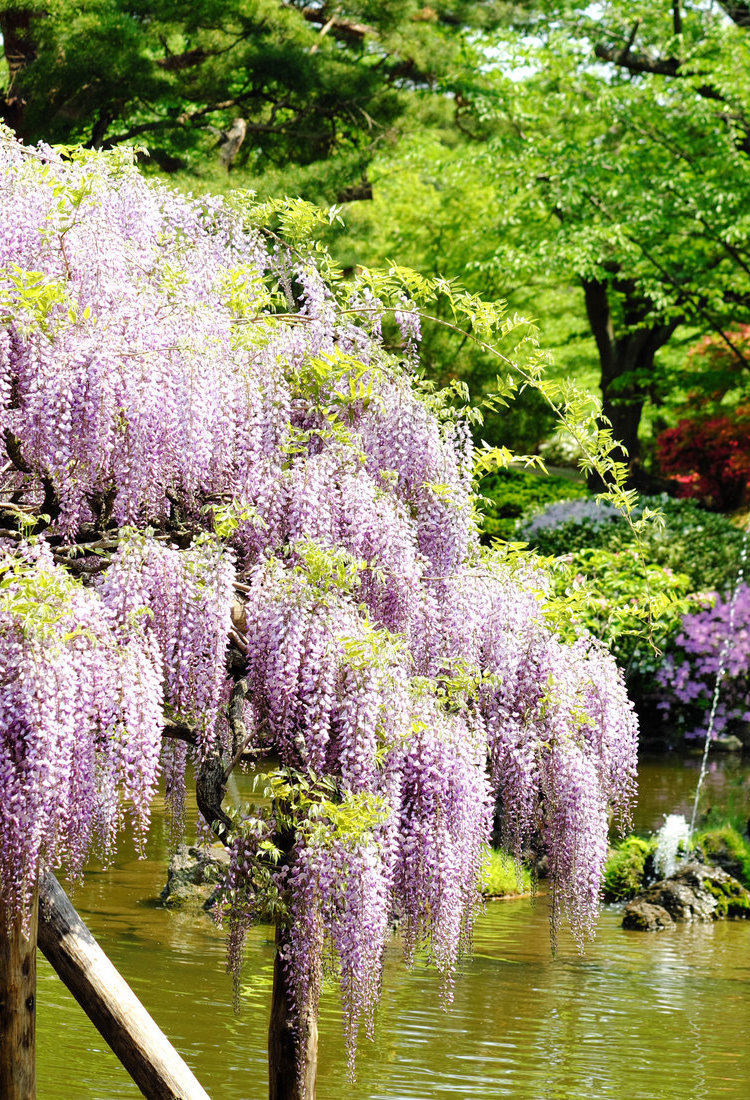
xmin=268 ymin=923 xmax=318 ymax=1100
xmin=583 ymin=277 xmax=678 ymax=481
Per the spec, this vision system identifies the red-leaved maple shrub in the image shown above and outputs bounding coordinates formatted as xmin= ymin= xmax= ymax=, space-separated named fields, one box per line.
xmin=656 ymin=410 xmax=750 ymax=510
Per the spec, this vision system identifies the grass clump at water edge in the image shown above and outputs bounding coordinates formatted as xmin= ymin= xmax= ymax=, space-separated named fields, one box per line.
xmin=602 ymin=836 xmax=656 ymax=902
xmin=479 ymin=847 xmax=533 ymax=898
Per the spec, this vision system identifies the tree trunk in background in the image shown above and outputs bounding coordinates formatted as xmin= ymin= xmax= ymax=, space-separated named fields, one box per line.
xmin=268 ymin=923 xmax=318 ymax=1100
xmin=582 ymin=277 xmax=678 ymax=481
xmin=0 ymin=8 xmax=39 ymax=139
xmin=0 ymin=884 xmax=38 ymax=1100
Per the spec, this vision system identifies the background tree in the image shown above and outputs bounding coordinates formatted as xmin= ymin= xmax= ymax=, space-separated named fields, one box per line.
xmin=462 ymin=0 xmax=750 ymax=477
xmin=0 ymin=0 xmax=507 ymax=198
xmin=328 ymin=128 xmax=598 ymax=453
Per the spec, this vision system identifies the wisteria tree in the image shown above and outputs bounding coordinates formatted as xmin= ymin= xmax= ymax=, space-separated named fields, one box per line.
xmin=0 ymin=130 xmax=639 ymax=1100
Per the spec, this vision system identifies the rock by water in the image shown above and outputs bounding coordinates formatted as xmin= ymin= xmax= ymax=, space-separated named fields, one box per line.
xmin=160 ymin=844 xmax=230 ymax=911
xmin=622 ymin=862 xmax=750 ymax=931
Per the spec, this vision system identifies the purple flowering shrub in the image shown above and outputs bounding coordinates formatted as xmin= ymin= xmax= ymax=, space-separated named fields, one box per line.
xmin=520 ymin=493 xmax=746 ymax=594
xmin=656 ymin=584 xmax=750 ymax=739
xmin=0 ymin=132 xmax=639 ymax=1084
xmin=521 ymin=497 xmax=619 ymax=537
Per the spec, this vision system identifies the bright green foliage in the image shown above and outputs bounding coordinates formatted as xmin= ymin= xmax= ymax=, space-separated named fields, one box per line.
xmin=329 ymin=130 xmax=599 ymax=451
xmin=522 ymin=495 xmax=748 ymax=595
xmin=551 ymin=546 xmax=694 ymax=661
xmin=479 ymin=847 xmax=533 ymax=898
xmin=603 ymin=836 xmax=655 ymax=902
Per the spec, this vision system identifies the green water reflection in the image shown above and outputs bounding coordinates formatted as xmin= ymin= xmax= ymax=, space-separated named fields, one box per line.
xmin=36 ymin=755 xmax=750 ymax=1100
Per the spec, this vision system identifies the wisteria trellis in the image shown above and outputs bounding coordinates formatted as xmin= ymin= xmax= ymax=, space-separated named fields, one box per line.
xmin=0 ymin=134 xmax=638 ymax=1079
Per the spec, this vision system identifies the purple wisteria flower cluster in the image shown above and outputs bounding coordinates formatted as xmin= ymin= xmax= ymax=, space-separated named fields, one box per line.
xmin=0 ymin=541 xmax=163 ymax=917
xmin=0 ymin=133 xmax=638 ymax=1079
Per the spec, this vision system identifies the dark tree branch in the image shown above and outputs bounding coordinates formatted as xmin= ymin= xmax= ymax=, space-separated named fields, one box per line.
xmin=102 ymin=96 xmax=328 ymax=149
xmin=39 ymin=475 xmax=61 ymax=529
xmin=595 ymin=33 xmax=750 ymax=155
xmin=593 ymin=43 xmax=724 ymax=102
xmin=4 ymin=430 xmax=31 ymax=474
xmin=718 ymin=1 xmax=750 ymax=28
xmin=673 ymin=1 xmax=683 ymax=36
xmin=297 ymin=4 xmax=373 ymax=44
xmin=581 ymin=278 xmax=614 ymax=370
xmin=156 ymin=47 xmax=208 ymax=72
xmin=594 ymin=42 xmax=681 ymax=78
xmin=161 ymin=719 xmax=198 ymax=747
xmin=624 ymin=20 xmax=641 ymax=55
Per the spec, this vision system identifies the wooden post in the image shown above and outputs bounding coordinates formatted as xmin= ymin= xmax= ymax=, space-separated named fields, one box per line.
xmin=0 ymin=885 xmax=38 ymax=1100
xmin=36 ymin=872 xmax=211 ymax=1100
xmin=268 ymin=924 xmax=317 ymax=1100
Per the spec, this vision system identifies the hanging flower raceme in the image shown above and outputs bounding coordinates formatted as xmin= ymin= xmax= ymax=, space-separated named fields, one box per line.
xmin=0 ymin=542 xmax=163 ymax=920
xmin=393 ymin=699 xmax=492 ymax=984
xmin=98 ymin=531 xmax=236 ymax=754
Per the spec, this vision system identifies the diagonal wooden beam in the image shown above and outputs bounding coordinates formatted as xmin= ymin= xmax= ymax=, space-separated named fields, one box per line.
xmin=37 ymin=873 xmax=211 ymax=1100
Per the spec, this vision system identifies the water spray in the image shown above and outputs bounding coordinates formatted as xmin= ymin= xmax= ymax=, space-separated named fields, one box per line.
xmin=689 ymin=517 xmax=750 ymax=838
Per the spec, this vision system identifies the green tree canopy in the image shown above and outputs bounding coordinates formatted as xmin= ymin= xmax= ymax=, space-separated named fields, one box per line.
xmin=457 ymin=0 xmax=750 ymax=475
xmin=0 ymin=0 xmax=505 ymax=196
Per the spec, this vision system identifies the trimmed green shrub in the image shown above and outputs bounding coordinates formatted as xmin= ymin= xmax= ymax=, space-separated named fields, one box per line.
xmin=478 ymin=468 xmax=589 ymax=542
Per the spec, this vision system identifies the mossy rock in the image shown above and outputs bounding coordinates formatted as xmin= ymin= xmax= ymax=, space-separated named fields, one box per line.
xmin=623 ymin=862 xmax=750 ymax=929
xmin=161 ymin=843 xmax=230 ymax=911
xmin=603 ymin=836 xmax=655 ymax=902
xmin=695 ymin=826 xmax=750 ymax=889
xmin=704 ymin=876 xmax=750 ymax=917
xmin=622 ymin=900 xmax=674 ymax=931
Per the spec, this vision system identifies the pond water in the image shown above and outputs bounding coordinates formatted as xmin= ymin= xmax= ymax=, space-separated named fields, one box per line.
xmin=36 ymin=751 xmax=750 ymax=1100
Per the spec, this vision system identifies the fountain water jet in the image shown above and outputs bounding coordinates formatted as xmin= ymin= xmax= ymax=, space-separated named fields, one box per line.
xmin=689 ymin=520 xmax=750 ymax=837
xmin=654 ymin=813 xmax=691 ymax=878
